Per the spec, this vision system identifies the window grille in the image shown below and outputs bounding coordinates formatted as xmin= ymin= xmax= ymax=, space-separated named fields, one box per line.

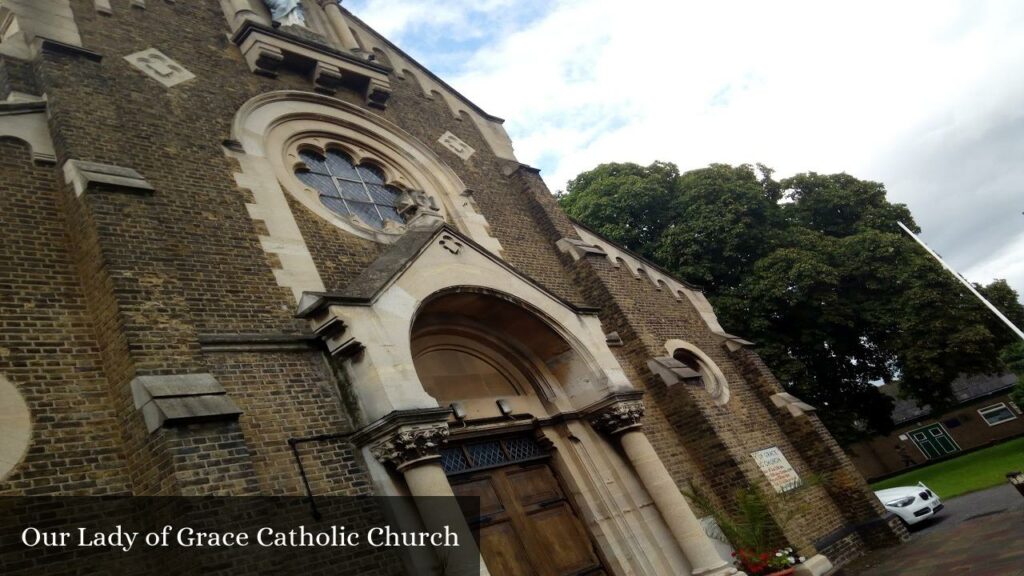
xmin=441 ymin=436 xmax=548 ymax=475
xmin=295 ymin=149 xmax=403 ymax=229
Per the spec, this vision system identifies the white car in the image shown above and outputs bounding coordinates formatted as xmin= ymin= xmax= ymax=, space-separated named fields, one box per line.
xmin=875 ymin=482 xmax=944 ymax=526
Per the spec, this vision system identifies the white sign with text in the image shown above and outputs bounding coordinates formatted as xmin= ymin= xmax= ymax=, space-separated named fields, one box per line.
xmin=751 ymin=447 xmax=801 ymax=493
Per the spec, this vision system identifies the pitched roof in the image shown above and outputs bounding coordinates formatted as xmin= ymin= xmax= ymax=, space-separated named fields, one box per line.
xmin=295 ymin=222 xmax=598 ymax=319
xmin=879 ymin=373 xmax=1019 ymax=424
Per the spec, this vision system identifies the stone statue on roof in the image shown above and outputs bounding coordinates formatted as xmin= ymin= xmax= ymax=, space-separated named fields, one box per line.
xmin=264 ymin=0 xmax=306 ymax=27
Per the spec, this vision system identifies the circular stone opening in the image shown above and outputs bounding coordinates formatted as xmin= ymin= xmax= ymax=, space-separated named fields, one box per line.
xmin=0 ymin=375 xmax=31 ymax=480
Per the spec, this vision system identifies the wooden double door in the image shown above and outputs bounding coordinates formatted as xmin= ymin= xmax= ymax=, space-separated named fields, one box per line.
xmin=450 ymin=462 xmax=607 ymax=576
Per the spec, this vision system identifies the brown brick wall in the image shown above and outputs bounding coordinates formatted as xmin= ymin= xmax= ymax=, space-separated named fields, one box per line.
xmin=205 ymin=348 xmax=374 ymax=497
xmin=732 ymin=348 xmax=907 ymax=549
xmin=286 ymin=193 xmax=385 ymax=293
xmin=0 ymin=138 xmax=129 ymax=496
xmin=568 ymin=253 xmax=874 ymax=559
xmin=0 ymin=57 xmax=38 ymax=97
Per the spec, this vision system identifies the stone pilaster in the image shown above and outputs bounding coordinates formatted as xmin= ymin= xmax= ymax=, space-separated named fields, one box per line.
xmin=366 ymin=419 xmax=488 ymax=575
xmin=589 ymin=398 xmax=740 ymax=576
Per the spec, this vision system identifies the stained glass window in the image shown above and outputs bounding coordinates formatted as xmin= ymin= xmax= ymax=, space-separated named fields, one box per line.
xmin=295 ymin=149 xmax=404 ymax=230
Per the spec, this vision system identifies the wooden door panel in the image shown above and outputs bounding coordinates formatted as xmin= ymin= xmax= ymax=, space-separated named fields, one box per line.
xmin=449 ymin=457 xmax=607 ymax=576
xmin=523 ymin=504 xmax=602 ymax=575
xmin=505 ymin=465 xmax=562 ymax=507
xmin=479 ymin=520 xmax=536 ymax=576
xmin=451 ymin=477 xmax=505 ymax=518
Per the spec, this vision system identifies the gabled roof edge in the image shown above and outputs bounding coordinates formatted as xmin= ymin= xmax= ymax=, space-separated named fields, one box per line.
xmin=569 ymin=218 xmax=705 ymax=291
xmin=296 ymin=223 xmax=600 ymax=318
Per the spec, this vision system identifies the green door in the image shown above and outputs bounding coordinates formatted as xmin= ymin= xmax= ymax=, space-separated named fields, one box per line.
xmin=909 ymin=423 xmax=959 ymax=459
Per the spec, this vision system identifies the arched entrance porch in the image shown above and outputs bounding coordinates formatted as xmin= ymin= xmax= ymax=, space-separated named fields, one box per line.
xmin=298 ymin=225 xmax=738 ymax=576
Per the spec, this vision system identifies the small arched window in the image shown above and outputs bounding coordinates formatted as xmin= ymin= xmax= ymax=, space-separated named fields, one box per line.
xmin=295 ymin=149 xmax=404 ymax=230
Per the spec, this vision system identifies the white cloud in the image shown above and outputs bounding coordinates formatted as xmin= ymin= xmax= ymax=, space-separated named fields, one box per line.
xmin=350 ymin=0 xmax=517 ymax=40
xmin=965 ymin=232 xmax=1024 ymax=287
xmin=353 ymin=0 xmax=1024 ymax=295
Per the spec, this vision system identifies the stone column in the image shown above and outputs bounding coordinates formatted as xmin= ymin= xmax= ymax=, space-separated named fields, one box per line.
xmin=372 ymin=425 xmax=490 ymax=576
xmin=590 ymin=400 xmax=739 ymax=576
xmin=317 ymin=0 xmax=361 ymax=52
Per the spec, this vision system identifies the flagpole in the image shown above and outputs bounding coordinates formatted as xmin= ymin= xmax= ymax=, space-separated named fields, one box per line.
xmin=898 ymin=221 xmax=1024 ymax=341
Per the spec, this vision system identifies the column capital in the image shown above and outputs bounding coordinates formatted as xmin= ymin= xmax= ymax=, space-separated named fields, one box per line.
xmin=589 ymin=399 xmax=646 ymax=436
xmin=370 ymin=424 xmax=450 ymax=471
xmin=316 ymin=0 xmax=340 ymax=8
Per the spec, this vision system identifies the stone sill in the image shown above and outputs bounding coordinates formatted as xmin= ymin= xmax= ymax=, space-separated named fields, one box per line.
xmin=231 ymin=21 xmax=392 ymax=108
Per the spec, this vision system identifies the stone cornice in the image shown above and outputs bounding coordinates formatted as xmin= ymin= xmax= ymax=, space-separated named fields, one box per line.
xmin=196 ymin=333 xmax=319 ymax=353
xmin=230 ymin=21 xmax=391 ymax=105
xmin=230 ymin=21 xmax=390 ymax=74
xmin=37 ymin=38 xmax=103 ymax=62
xmin=581 ymin=390 xmax=645 ymax=414
xmin=349 ymin=407 xmax=451 ymax=448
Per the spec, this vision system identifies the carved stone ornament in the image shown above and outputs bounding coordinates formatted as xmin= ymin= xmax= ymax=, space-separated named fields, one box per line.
xmin=439 ymin=234 xmax=463 ymax=255
xmin=437 ymin=131 xmax=475 ymax=161
xmin=371 ymin=425 xmax=450 ymax=470
xmin=124 ymin=48 xmax=195 ymax=88
xmin=395 ymin=189 xmax=439 ymax=217
xmin=264 ymin=0 xmax=305 ymax=26
xmin=589 ymin=400 xmax=645 ymax=436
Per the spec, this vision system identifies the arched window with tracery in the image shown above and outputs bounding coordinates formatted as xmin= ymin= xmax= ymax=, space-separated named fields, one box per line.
xmin=294 ymin=148 xmax=404 ymax=230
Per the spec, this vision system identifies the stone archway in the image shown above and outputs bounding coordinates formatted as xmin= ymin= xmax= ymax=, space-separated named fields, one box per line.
xmin=300 ymin=226 xmax=736 ymax=576
xmin=410 ymin=289 xmax=603 ymax=418
xmin=410 ymin=290 xmax=613 ymax=576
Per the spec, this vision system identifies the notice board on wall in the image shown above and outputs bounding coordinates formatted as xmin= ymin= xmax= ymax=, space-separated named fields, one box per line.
xmin=751 ymin=447 xmax=801 ymax=493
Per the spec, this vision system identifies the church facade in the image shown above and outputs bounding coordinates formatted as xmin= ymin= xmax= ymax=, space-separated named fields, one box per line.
xmin=0 ymin=1 xmax=906 ymax=575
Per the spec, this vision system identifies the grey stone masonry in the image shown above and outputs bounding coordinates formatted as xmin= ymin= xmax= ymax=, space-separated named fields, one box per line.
xmin=131 ymin=374 xmax=243 ymax=433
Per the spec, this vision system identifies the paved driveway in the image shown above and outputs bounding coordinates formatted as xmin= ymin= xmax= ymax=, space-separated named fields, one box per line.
xmin=837 ymin=485 xmax=1024 ymax=576
xmin=909 ymin=483 xmax=1024 ymax=537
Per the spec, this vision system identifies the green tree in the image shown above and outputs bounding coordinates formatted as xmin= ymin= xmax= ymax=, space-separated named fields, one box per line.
xmin=558 ymin=162 xmax=680 ymax=258
xmin=560 ymin=162 xmax=1024 ymax=443
xmin=654 ymin=164 xmax=780 ymax=291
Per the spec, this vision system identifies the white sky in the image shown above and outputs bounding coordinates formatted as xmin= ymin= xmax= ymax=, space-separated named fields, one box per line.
xmin=350 ymin=0 xmax=1024 ymax=297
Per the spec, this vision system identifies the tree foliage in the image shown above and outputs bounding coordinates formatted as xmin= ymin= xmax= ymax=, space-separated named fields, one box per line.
xmin=559 ymin=162 xmax=1024 ymax=443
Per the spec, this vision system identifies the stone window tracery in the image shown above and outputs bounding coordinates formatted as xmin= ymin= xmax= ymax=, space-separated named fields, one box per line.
xmin=282 ymin=136 xmax=443 ymax=240
xmin=294 ymin=148 xmax=405 ymax=230
xmin=232 ymin=91 xmax=502 ymax=253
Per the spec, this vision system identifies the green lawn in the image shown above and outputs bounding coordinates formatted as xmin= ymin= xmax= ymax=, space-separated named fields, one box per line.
xmin=870 ymin=437 xmax=1024 ymax=499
